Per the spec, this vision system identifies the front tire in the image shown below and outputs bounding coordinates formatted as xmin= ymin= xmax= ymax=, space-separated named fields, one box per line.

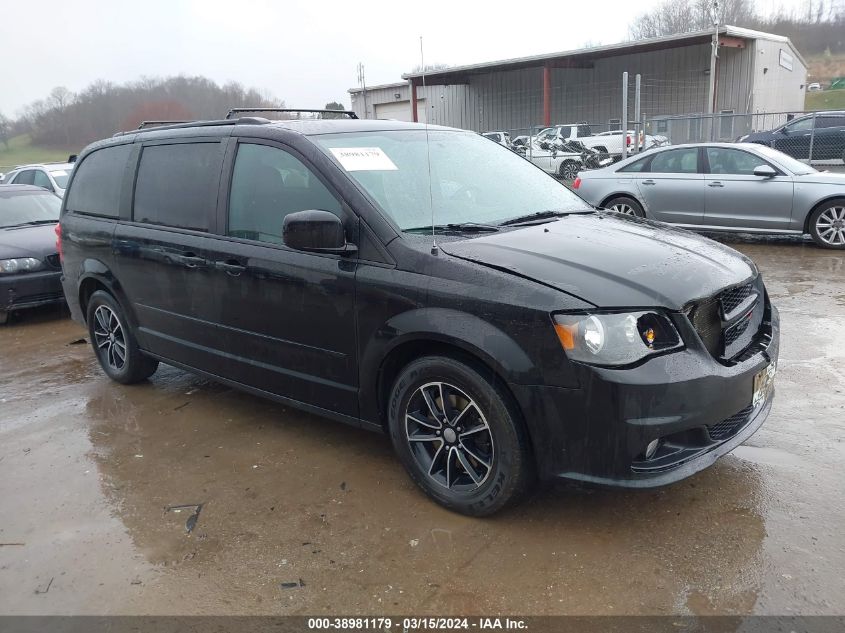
xmin=387 ymin=356 xmax=533 ymax=516
xmin=808 ymin=199 xmax=845 ymax=249
xmin=86 ymin=290 xmax=158 ymax=383
xmin=605 ymin=196 xmax=645 ymax=217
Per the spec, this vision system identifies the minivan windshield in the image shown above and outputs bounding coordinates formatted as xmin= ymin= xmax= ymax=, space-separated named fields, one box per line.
xmin=316 ymin=130 xmax=591 ymax=230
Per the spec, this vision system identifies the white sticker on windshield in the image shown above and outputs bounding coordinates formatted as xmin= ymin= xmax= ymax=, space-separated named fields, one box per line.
xmin=329 ymin=147 xmax=398 ymax=171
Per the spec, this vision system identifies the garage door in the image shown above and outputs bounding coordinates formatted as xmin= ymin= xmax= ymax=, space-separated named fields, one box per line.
xmin=374 ymin=100 xmax=426 ymax=123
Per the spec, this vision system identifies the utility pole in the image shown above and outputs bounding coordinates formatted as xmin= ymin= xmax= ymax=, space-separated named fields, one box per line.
xmin=357 ymin=62 xmax=368 ymax=119
xmin=621 ymin=72 xmax=628 ymax=161
xmin=707 ymin=0 xmax=720 ymax=140
xmin=634 ymin=73 xmax=641 ymax=154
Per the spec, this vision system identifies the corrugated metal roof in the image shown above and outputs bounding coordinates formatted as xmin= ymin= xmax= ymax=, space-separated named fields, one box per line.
xmin=402 ymin=25 xmax=806 ymax=81
xmin=348 ymin=81 xmax=408 ymax=94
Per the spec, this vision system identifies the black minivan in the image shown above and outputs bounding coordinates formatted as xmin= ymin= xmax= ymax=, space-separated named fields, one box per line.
xmin=59 ymin=115 xmax=779 ymax=515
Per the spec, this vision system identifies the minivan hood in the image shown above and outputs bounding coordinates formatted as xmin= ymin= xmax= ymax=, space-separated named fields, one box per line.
xmin=440 ymin=213 xmax=756 ymax=309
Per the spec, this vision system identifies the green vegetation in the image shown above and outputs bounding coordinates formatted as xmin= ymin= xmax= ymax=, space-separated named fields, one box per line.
xmin=0 ymin=134 xmax=75 ymax=173
xmin=805 ymin=88 xmax=845 ymax=111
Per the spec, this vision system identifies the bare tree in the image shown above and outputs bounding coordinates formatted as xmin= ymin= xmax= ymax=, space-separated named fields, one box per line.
xmin=0 ymin=112 xmax=11 ymax=149
xmin=411 ymin=63 xmax=450 ymax=73
xmin=48 ymin=86 xmax=74 ymax=110
xmin=629 ymin=0 xmax=757 ymax=39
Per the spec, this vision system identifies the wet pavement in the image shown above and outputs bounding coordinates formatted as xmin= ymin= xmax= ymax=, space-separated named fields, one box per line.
xmin=0 ymin=235 xmax=843 ymax=616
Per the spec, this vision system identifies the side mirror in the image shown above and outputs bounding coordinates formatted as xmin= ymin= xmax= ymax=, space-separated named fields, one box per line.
xmin=283 ymin=210 xmax=357 ymax=255
xmin=753 ymin=164 xmax=777 ymax=178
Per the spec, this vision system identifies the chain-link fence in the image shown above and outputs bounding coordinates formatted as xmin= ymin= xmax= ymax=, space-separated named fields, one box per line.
xmin=643 ymin=111 xmax=845 ymax=165
xmin=482 ymin=110 xmax=845 ymax=181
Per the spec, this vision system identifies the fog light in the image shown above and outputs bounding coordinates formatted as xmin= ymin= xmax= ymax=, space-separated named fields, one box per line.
xmin=645 ymin=439 xmax=660 ymax=459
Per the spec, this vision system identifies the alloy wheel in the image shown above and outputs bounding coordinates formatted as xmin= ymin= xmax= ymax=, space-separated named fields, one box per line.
xmin=611 ymin=202 xmax=637 ymax=215
xmin=405 ymin=381 xmax=494 ymax=492
xmin=92 ymin=305 xmax=127 ymax=371
xmin=815 ymin=206 xmax=845 ymax=246
xmin=561 ymin=162 xmax=579 ymax=180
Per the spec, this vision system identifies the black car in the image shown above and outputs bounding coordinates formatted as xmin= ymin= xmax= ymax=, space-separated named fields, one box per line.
xmin=739 ymin=110 xmax=845 ymax=162
xmin=0 ymin=185 xmax=65 ymax=324
xmin=58 ymin=116 xmax=779 ymax=515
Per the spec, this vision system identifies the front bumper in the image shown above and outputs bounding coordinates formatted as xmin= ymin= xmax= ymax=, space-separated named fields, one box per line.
xmin=510 ymin=305 xmax=780 ymax=487
xmin=1 ymin=269 xmax=65 ymax=312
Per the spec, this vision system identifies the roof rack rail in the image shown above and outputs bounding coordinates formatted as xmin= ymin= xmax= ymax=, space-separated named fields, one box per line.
xmin=138 ymin=120 xmax=192 ymax=129
xmin=113 ymin=117 xmax=271 ymax=137
xmin=225 ymin=108 xmax=358 ymax=120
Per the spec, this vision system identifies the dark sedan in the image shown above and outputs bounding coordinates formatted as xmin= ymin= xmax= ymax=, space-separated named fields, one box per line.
xmin=0 ymin=185 xmax=65 ymax=324
xmin=739 ymin=110 xmax=845 ymax=162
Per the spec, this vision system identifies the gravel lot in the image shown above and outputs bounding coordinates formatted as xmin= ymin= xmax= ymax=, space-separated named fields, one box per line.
xmin=0 ymin=234 xmax=843 ymax=616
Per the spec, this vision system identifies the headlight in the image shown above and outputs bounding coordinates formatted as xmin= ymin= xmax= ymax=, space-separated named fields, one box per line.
xmin=553 ymin=311 xmax=683 ymax=366
xmin=0 ymin=257 xmax=44 ymax=274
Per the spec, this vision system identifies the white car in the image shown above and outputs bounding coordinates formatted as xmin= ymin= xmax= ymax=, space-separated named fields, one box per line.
xmin=1 ymin=161 xmax=75 ymax=197
xmin=808 ymin=82 xmax=822 ymax=92
xmin=526 ymin=144 xmax=584 ymax=179
xmin=482 ymin=131 xmax=512 ymax=147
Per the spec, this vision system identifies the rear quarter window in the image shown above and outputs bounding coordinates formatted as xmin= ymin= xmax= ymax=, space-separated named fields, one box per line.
xmin=618 ymin=156 xmax=649 ymax=173
xmin=65 ymin=144 xmax=132 ymax=217
xmin=133 ymin=142 xmax=223 ymax=232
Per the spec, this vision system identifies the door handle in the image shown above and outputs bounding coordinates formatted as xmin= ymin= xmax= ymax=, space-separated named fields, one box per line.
xmin=216 ymin=259 xmax=246 ymax=276
xmin=641 ymin=179 xmax=656 ymax=185
xmin=708 ymin=182 xmax=725 ymax=187
xmin=179 ymin=252 xmax=207 ymax=268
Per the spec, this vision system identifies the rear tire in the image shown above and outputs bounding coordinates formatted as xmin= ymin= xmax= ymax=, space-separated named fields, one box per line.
xmin=86 ymin=290 xmax=158 ymax=383
xmin=387 ymin=356 xmax=533 ymax=516
xmin=605 ymin=196 xmax=645 ymax=217
xmin=808 ymin=199 xmax=845 ymax=249
xmin=559 ymin=160 xmax=580 ymax=180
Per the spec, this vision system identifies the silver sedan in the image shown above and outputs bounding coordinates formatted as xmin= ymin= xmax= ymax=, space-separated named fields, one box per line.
xmin=573 ymin=143 xmax=845 ymax=249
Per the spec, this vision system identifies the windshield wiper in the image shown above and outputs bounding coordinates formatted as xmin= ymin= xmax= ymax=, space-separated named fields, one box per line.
xmin=4 ymin=219 xmax=59 ymax=229
xmin=498 ymin=210 xmax=571 ymax=226
xmin=404 ymin=222 xmax=500 ymax=233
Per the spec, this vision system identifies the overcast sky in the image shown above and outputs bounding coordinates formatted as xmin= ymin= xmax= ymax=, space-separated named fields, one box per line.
xmin=0 ymin=0 xmax=806 ymax=117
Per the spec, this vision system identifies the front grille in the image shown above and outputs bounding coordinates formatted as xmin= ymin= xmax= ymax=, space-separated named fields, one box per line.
xmin=707 ymin=405 xmax=753 ymax=441
xmin=688 ymin=298 xmax=721 ymax=356
xmin=45 ymin=254 xmax=61 ymax=269
xmin=724 ymin=315 xmax=752 ymax=346
xmin=719 ymin=283 xmax=753 ymax=315
xmin=688 ymin=276 xmax=766 ymax=362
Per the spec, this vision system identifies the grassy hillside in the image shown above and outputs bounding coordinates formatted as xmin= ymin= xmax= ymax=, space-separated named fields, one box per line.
xmin=0 ymin=135 xmax=77 ymax=173
xmin=805 ymin=88 xmax=845 ymax=111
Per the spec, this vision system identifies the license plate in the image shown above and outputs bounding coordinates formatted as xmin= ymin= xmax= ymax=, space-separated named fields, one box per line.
xmin=752 ymin=361 xmax=777 ymax=408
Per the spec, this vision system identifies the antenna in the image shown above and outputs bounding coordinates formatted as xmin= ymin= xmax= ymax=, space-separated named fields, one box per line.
xmin=420 ymin=36 xmax=438 ymax=256
xmin=357 ymin=62 xmax=368 ymax=119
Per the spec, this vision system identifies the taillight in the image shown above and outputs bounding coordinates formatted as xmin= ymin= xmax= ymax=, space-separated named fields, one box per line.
xmin=572 ymin=177 xmax=582 ymax=189
xmin=54 ymin=222 xmax=62 ymax=261
xmin=626 ymin=135 xmax=632 ymax=146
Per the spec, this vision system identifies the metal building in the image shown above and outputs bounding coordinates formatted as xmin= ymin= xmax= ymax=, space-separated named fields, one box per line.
xmin=349 ymin=26 xmax=806 ymax=138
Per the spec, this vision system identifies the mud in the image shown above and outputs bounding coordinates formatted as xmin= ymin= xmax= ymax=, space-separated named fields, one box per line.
xmin=0 ymin=236 xmax=843 ymax=615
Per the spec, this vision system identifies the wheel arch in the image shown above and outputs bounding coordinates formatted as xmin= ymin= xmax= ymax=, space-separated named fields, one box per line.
xmin=77 ymin=260 xmax=137 ymax=327
xmin=599 ymin=192 xmax=644 ymax=212
xmin=803 ymin=195 xmax=845 ymax=234
xmin=361 ymin=308 xmax=538 ymax=431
